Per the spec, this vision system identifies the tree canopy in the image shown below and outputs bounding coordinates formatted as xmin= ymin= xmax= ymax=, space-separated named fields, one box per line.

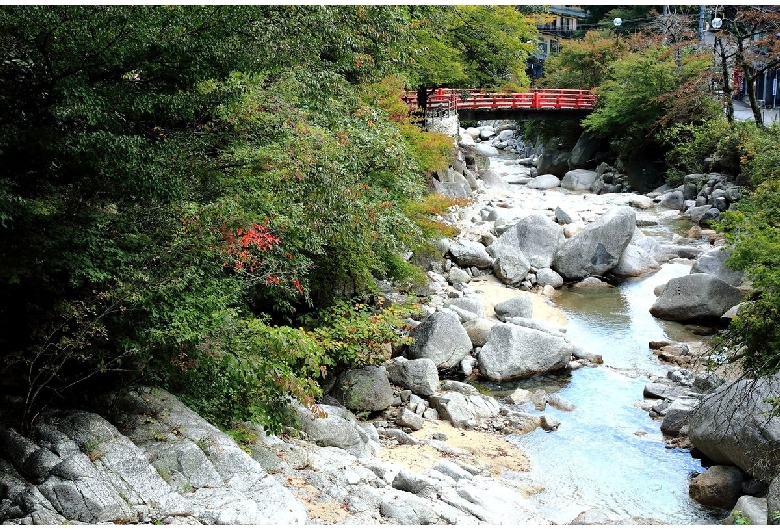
xmin=0 ymin=5 xmax=542 ymax=432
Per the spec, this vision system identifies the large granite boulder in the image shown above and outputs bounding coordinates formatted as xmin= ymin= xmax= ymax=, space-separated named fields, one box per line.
xmin=408 ymin=311 xmax=473 ymax=370
xmin=448 ymin=240 xmax=493 ymax=269
xmin=488 ymin=213 xmax=564 ymax=269
xmin=476 ymin=323 xmax=573 ymax=381
xmin=385 ymin=358 xmax=439 ymax=397
xmin=561 ymin=169 xmax=598 ymax=192
xmin=690 ymin=247 xmax=744 ymax=286
xmin=332 ymin=366 xmax=394 ymax=412
xmin=552 ymin=206 xmax=636 ymax=280
xmin=689 ymin=377 xmax=780 ymax=483
xmin=535 ymin=267 xmax=564 ymax=288
xmin=649 ymin=273 xmax=743 ymax=322
xmin=446 ymin=297 xmax=486 ymax=319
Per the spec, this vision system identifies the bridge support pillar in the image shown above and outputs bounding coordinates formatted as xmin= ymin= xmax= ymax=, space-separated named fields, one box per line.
xmin=425 ymin=113 xmax=459 ymax=137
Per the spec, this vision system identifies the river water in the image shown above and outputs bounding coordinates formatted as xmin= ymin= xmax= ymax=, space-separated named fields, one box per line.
xmin=476 ymin=152 xmax=727 ymax=524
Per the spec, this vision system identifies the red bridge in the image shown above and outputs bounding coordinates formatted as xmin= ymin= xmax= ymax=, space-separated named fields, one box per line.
xmin=403 ymin=88 xmax=596 ymax=120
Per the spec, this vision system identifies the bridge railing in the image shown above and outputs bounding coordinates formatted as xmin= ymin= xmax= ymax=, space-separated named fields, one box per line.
xmin=403 ymin=88 xmax=596 ymax=112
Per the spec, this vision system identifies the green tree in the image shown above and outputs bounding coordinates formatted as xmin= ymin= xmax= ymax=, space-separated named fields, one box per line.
xmin=449 ymin=6 xmax=537 ymax=89
xmin=539 ymin=30 xmax=627 ymax=89
xmin=581 ymin=43 xmax=715 ymax=159
xmin=0 ymin=5 xmax=454 ymax=431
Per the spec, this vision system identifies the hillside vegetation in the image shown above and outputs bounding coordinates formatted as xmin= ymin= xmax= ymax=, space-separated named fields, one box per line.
xmin=0 ymin=6 xmax=541 ymax=433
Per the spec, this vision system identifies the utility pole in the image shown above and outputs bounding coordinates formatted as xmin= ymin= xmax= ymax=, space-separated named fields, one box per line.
xmin=699 ymin=5 xmax=705 ymax=44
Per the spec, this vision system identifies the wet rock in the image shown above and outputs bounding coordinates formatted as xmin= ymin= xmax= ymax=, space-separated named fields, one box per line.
xmin=689 ymin=465 xmax=744 ymax=509
xmin=574 ymin=277 xmax=611 ymax=288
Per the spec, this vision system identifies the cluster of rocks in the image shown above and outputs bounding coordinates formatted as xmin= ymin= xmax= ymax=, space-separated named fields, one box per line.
xmin=649 ymin=246 xmax=745 ymax=324
xmin=0 ymin=387 xmax=562 ymax=525
xmin=637 ymin=369 xmax=780 ymax=524
xmin=651 ymin=172 xmax=743 ymax=229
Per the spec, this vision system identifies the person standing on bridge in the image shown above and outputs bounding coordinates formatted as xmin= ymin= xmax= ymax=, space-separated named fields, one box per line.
xmin=416 ymin=86 xmax=428 ymax=121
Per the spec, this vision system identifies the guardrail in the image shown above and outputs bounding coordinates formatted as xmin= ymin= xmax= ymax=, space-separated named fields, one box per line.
xmin=403 ymin=88 xmax=597 ymax=112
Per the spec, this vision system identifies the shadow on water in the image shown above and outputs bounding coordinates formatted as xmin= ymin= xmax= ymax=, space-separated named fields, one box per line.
xmin=481 ymin=262 xmax=728 ymax=524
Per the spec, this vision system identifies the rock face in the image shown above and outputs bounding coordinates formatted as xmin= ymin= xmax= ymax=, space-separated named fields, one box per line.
xmin=649 ymin=273 xmax=743 ymax=322
xmin=689 ymin=377 xmax=780 ymax=483
xmin=408 ymin=311 xmax=473 ymax=370
xmin=690 ymin=247 xmax=744 ymax=286
xmin=0 ymin=388 xmax=308 ymax=525
xmin=385 ymin=358 xmax=439 ymax=397
xmin=332 ymin=366 xmax=394 ymax=412
xmin=488 ymin=213 xmax=564 ymax=269
xmin=477 ymin=323 xmax=572 ymax=381
xmin=552 ymin=206 xmax=636 ymax=280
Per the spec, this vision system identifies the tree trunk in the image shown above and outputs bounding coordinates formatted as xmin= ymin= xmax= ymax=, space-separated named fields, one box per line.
xmin=736 ymin=38 xmax=765 ymax=127
xmin=716 ymin=38 xmax=734 ymax=123
xmin=745 ymin=68 xmax=765 ymax=127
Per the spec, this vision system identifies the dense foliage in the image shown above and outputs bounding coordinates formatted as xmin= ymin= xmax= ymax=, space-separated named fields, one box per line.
xmin=581 ymin=38 xmax=716 ymax=160
xmin=0 ymin=5 xmax=540 ymax=432
xmin=540 ymin=8 xmax=780 ymax=383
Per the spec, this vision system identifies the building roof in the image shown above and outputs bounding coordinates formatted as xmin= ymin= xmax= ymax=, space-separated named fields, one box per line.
xmin=548 ymin=6 xmax=589 ymax=19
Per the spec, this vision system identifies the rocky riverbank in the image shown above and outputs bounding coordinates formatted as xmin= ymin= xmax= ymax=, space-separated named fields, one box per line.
xmin=1 ymin=122 xmax=775 ymax=525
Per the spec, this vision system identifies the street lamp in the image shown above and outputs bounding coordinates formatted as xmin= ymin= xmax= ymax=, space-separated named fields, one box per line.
xmin=613 ymin=17 xmax=622 ymax=42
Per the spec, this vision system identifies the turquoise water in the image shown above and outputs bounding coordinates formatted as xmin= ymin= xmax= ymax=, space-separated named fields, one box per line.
xmin=500 ymin=263 xmax=726 ymax=524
